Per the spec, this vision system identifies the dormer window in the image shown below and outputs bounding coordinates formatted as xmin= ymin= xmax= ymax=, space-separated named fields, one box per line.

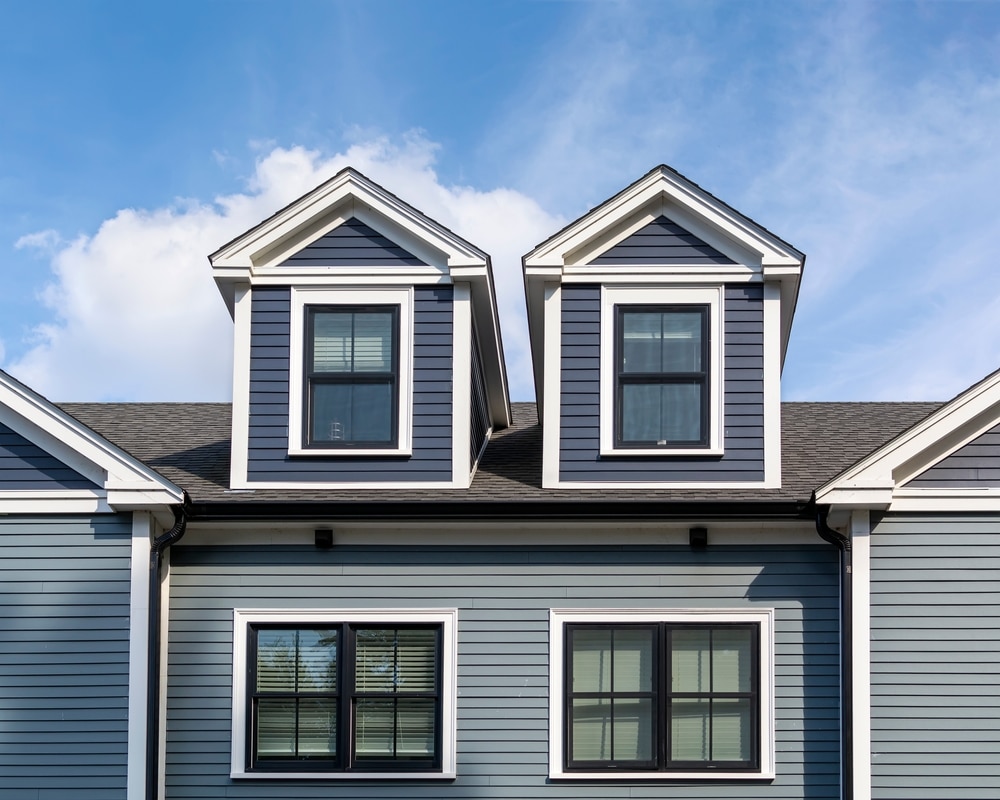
xmin=288 ymin=287 xmax=413 ymax=457
xmin=601 ymin=286 xmax=723 ymax=456
xmin=305 ymin=306 xmax=399 ymax=448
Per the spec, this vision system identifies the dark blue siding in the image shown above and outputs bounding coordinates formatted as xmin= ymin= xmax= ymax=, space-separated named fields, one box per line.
xmin=279 ymin=217 xmax=427 ymax=267
xmin=559 ymin=284 xmax=765 ymax=482
xmin=470 ymin=326 xmax=490 ymax=466
xmin=0 ymin=422 xmax=99 ymax=490
xmin=166 ymin=541 xmax=839 ymax=800
xmin=907 ymin=423 xmax=1000 ymax=487
xmin=592 ymin=215 xmax=736 ymax=265
xmin=246 ymin=285 xmax=454 ymax=483
xmin=0 ymin=514 xmax=132 ymax=798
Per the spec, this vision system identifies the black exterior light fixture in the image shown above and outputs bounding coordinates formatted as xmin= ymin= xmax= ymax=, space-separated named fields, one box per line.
xmin=689 ymin=526 xmax=708 ymax=549
xmin=314 ymin=528 xmax=334 ymax=549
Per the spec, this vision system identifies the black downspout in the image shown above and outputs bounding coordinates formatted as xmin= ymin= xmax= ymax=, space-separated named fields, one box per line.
xmin=814 ymin=501 xmax=853 ymax=800
xmin=146 ymin=497 xmax=189 ymax=800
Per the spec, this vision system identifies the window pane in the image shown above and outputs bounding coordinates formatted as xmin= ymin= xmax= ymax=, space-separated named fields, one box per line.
xmin=312 ymin=312 xmax=353 ymax=372
xmin=297 ymin=629 xmax=338 ymax=692
xmin=355 ymin=628 xmax=437 ymax=693
xmin=571 ymin=628 xmax=612 ymax=693
xmin=257 ymin=698 xmax=297 ymax=757
xmin=312 ymin=310 xmax=393 ymax=374
xmin=613 ymin=697 xmax=654 ymax=762
xmin=621 ymin=310 xmax=702 ymax=373
xmin=257 ymin=630 xmax=297 ymax=692
xmin=621 ymin=383 xmax=701 ymax=444
xmin=396 ymin=698 xmax=436 ymax=757
xmin=712 ymin=697 xmax=752 ymax=762
xmin=671 ymin=628 xmax=711 ymax=693
xmin=395 ymin=629 xmax=437 ymax=693
xmin=712 ymin=628 xmax=753 ymax=693
xmin=352 ymin=312 xmax=394 ymax=372
xmin=661 ymin=312 xmax=702 ymax=372
xmin=355 ymin=698 xmax=395 ymax=758
xmin=572 ymin=697 xmax=611 ymax=761
xmin=297 ymin=698 xmax=338 ymax=757
xmin=671 ymin=697 xmax=710 ymax=762
xmin=311 ymin=382 xmax=393 ymax=443
xmin=612 ymin=628 xmax=654 ymax=693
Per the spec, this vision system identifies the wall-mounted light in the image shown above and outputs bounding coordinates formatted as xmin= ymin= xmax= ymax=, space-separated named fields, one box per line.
xmin=315 ymin=528 xmax=334 ymax=549
xmin=689 ymin=526 xmax=708 ymax=549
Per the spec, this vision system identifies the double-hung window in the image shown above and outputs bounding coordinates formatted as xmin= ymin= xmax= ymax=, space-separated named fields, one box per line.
xmin=550 ymin=609 xmax=774 ymax=780
xmin=232 ymin=609 xmax=457 ymax=779
xmin=287 ymin=288 xmax=413 ymax=456
xmin=600 ymin=286 xmax=723 ymax=456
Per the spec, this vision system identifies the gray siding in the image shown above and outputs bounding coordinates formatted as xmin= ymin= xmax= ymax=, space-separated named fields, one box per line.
xmin=0 ymin=422 xmax=98 ymax=490
xmin=559 ymin=284 xmax=764 ymax=482
xmin=906 ymin=424 xmax=1000 ymax=487
xmin=0 ymin=514 xmax=132 ymax=799
xmin=165 ymin=540 xmax=839 ymax=800
xmin=279 ymin=217 xmax=427 ymax=267
xmin=591 ymin=216 xmax=736 ymax=265
xmin=246 ymin=285 xmax=454 ymax=483
xmin=870 ymin=514 xmax=1000 ymax=798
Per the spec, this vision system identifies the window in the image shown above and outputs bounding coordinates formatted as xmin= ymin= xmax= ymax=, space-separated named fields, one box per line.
xmin=549 ymin=609 xmax=774 ymax=780
xmin=288 ymin=288 xmax=413 ymax=456
xmin=600 ymin=286 xmax=722 ymax=456
xmin=232 ymin=609 xmax=457 ymax=780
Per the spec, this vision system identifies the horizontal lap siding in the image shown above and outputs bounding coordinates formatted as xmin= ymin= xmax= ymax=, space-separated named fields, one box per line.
xmin=165 ymin=542 xmax=838 ymax=800
xmin=246 ymin=286 xmax=454 ymax=482
xmin=278 ymin=217 xmax=427 ymax=267
xmin=559 ymin=284 xmax=764 ymax=482
xmin=906 ymin=424 xmax=1000 ymax=487
xmin=0 ymin=422 xmax=98 ymax=490
xmin=0 ymin=515 xmax=132 ymax=797
xmin=590 ymin=216 xmax=737 ymax=266
xmin=870 ymin=515 xmax=1000 ymax=798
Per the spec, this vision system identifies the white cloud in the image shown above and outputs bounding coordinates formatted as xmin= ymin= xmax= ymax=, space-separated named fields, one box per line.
xmin=6 ymin=135 xmax=561 ymax=401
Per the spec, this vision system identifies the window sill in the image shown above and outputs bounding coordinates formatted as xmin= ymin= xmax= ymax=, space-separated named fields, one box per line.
xmin=599 ymin=445 xmax=724 ymax=457
xmin=549 ymin=769 xmax=774 ymax=781
xmin=232 ymin=769 xmax=456 ymax=781
xmin=287 ymin=445 xmax=413 ymax=458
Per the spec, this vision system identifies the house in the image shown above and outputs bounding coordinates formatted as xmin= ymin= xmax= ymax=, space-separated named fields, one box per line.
xmin=0 ymin=164 xmax=996 ymax=800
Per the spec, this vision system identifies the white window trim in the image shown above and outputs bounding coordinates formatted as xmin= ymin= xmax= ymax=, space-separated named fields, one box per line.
xmin=600 ymin=285 xmax=724 ymax=456
xmin=231 ymin=607 xmax=458 ymax=780
xmin=548 ymin=607 xmax=775 ymax=781
xmin=288 ymin=286 xmax=413 ymax=456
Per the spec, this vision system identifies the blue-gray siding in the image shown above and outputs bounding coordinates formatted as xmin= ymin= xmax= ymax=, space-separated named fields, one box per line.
xmin=279 ymin=217 xmax=427 ymax=267
xmin=870 ymin=514 xmax=1000 ymax=799
xmin=165 ymin=540 xmax=839 ymax=800
xmin=559 ymin=283 xmax=765 ymax=482
xmin=0 ymin=422 xmax=98 ymax=490
xmin=246 ymin=285 xmax=454 ymax=482
xmin=470 ymin=325 xmax=490 ymax=465
xmin=906 ymin=424 xmax=1000 ymax=487
xmin=0 ymin=514 xmax=132 ymax=799
xmin=591 ymin=216 xmax=736 ymax=265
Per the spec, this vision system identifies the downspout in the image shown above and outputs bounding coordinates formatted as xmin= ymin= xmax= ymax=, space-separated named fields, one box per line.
xmin=146 ymin=496 xmax=189 ymax=800
xmin=814 ymin=500 xmax=853 ymax=800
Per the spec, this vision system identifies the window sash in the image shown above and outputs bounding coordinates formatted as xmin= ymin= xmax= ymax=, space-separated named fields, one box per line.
xmin=304 ymin=306 xmax=399 ymax=448
xmin=565 ymin=622 xmax=759 ymax=773
xmin=247 ymin=623 xmax=442 ymax=773
xmin=614 ymin=305 xmax=709 ymax=448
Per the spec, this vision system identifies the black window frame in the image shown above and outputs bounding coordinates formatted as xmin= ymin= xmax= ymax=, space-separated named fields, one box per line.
xmin=303 ymin=304 xmax=400 ymax=449
xmin=564 ymin=621 xmax=760 ymax=773
xmin=247 ymin=622 xmax=443 ymax=774
xmin=613 ymin=304 xmax=710 ymax=449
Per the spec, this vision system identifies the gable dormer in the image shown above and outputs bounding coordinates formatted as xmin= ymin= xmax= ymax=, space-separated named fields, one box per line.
xmin=523 ymin=165 xmax=803 ymax=489
xmin=210 ymin=168 xmax=510 ymax=489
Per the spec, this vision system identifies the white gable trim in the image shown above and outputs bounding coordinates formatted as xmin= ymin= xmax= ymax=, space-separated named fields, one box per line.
xmin=0 ymin=370 xmax=183 ymax=512
xmin=816 ymin=368 xmax=1000 ymax=510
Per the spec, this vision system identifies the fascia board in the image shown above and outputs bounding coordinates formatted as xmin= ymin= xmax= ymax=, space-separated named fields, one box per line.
xmin=524 ymin=167 xmax=803 ymax=270
xmin=210 ymin=169 xmax=488 ymax=272
xmin=816 ymin=368 xmax=1000 ymax=502
xmin=0 ymin=371 xmax=184 ymax=505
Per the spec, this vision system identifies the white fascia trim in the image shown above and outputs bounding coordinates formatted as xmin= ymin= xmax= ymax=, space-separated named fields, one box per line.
xmin=547 ymin=479 xmax=774 ymax=490
xmin=228 ymin=479 xmax=468 ymax=490
xmin=886 ymin=491 xmax=1000 ymax=512
xmin=451 ymin=282 xmax=472 ymax=487
xmin=230 ymin=284 xmax=252 ymax=487
xmin=287 ymin=286 xmax=413 ymax=456
xmin=561 ymin=268 xmax=756 ymax=283
xmin=0 ymin=490 xmax=109 ymax=514
xmin=850 ymin=510 xmax=872 ymax=800
xmin=816 ymin=368 xmax=1000 ymax=502
xmin=249 ymin=267 xmax=448 ymax=283
xmin=126 ymin=512 xmax=152 ymax=800
xmin=548 ymin=607 xmax=775 ymax=781
xmin=0 ymin=373 xmax=183 ymax=505
xmin=599 ymin=285 xmax=723 ymax=456
xmin=231 ymin=607 xmax=458 ymax=780
xmin=761 ymin=282 xmax=782 ymax=488
xmin=542 ymin=283 xmax=562 ymax=489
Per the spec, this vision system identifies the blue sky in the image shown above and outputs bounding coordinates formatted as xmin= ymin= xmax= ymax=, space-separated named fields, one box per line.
xmin=2 ymin=0 xmax=1000 ymax=403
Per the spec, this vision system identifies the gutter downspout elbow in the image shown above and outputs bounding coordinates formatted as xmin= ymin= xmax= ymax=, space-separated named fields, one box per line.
xmin=146 ymin=495 xmax=189 ymax=800
xmin=813 ymin=498 xmax=853 ymax=800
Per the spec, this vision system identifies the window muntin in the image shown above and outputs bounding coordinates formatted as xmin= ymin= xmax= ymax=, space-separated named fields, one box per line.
xmin=247 ymin=623 xmax=442 ymax=774
xmin=615 ymin=306 xmax=709 ymax=447
xmin=305 ymin=306 xmax=399 ymax=448
xmin=566 ymin=622 xmax=757 ymax=772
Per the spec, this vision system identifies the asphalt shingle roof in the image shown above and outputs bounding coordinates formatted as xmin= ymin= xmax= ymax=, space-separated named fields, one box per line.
xmin=57 ymin=400 xmax=941 ymax=509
